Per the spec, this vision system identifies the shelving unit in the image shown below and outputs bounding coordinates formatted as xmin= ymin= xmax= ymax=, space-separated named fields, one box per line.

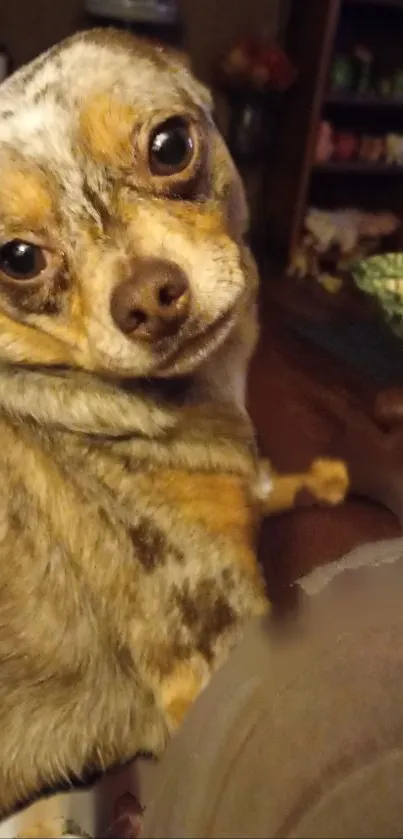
xmin=313 ymin=161 xmax=403 ymax=173
xmin=263 ymin=0 xmax=403 ymax=263
xmin=346 ymin=0 xmax=403 ymax=7
xmin=325 ymin=92 xmax=403 ymax=107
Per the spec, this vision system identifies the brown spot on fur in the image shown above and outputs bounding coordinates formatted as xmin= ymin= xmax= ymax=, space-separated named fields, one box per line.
xmin=130 ymin=518 xmax=183 ymax=572
xmin=176 ymin=578 xmax=237 ymax=661
xmin=144 ymin=632 xmax=192 ymax=679
xmin=79 ymin=94 xmax=136 ymax=168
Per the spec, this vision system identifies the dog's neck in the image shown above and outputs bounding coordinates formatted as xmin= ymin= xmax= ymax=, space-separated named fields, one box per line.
xmin=0 ymin=361 xmax=260 ymax=485
xmin=0 ymin=358 xmax=249 ymax=439
xmin=0 ymin=318 xmax=256 ymax=442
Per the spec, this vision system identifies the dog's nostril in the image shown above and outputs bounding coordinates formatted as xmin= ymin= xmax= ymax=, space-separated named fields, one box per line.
xmin=127 ymin=308 xmax=147 ymax=331
xmin=159 ymin=284 xmax=175 ymax=307
xmin=158 ymin=278 xmax=187 ymax=307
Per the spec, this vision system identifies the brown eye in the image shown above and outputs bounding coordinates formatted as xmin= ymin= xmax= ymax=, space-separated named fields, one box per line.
xmin=0 ymin=240 xmax=47 ymax=281
xmin=148 ymin=116 xmax=194 ymax=176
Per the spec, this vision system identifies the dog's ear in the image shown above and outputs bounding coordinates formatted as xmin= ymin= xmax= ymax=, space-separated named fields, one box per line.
xmin=156 ymin=45 xmax=213 ymax=113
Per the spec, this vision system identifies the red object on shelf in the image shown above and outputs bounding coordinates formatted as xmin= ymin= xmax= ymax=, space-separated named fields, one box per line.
xmin=333 ymin=131 xmax=359 ymax=160
xmin=251 ymin=44 xmax=298 ymax=90
xmin=219 ymin=37 xmax=297 ymax=93
xmin=315 ymin=120 xmax=334 ymax=162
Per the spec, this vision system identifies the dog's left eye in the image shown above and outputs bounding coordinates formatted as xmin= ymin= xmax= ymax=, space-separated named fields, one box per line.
xmin=148 ymin=116 xmax=194 ymax=176
xmin=0 ymin=240 xmax=47 ymax=281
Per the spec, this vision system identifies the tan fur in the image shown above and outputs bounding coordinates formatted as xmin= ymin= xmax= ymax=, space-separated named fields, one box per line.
xmin=0 ymin=29 xmax=268 ymax=827
xmin=0 ymin=28 xmax=346 ymax=836
xmin=79 ymin=93 xmax=137 ymax=168
xmin=160 ymin=660 xmax=207 ymax=728
xmin=137 ymin=468 xmax=259 ymax=573
xmin=0 ymin=167 xmax=52 ymax=230
xmin=0 ymin=310 xmax=76 ymax=365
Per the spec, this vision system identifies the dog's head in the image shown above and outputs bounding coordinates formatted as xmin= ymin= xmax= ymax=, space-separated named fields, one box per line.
xmin=0 ymin=29 xmax=258 ymax=379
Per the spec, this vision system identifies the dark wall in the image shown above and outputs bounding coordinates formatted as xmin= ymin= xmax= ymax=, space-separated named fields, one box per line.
xmin=0 ymin=0 xmax=290 ymax=78
xmin=0 ymin=0 xmax=85 ymax=69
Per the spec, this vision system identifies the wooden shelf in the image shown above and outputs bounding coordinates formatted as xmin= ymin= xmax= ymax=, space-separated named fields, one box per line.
xmin=263 ymin=0 xmax=403 ymax=263
xmin=325 ymin=91 xmax=403 ymax=108
xmin=313 ymin=160 xmax=403 ymax=173
xmin=345 ymin=0 xmax=403 ymax=8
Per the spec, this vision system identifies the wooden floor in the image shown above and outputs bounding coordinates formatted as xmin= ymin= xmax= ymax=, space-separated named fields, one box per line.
xmin=249 ymin=291 xmax=401 ymax=601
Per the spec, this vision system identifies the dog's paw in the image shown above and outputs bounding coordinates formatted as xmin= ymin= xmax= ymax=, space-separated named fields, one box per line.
xmin=304 ymin=458 xmax=349 ymax=506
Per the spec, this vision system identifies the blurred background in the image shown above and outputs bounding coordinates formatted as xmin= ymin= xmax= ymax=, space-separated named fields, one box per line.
xmin=0 ymin=0 xmax=290 ymax=81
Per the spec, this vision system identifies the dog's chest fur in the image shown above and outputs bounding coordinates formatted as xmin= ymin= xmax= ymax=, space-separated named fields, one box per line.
xmin=0 ymin=384 xmax=267 ymax=811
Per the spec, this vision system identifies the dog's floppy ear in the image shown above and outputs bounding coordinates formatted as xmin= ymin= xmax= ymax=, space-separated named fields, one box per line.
xmin=156 ymin=44 xmax=213 ymax=113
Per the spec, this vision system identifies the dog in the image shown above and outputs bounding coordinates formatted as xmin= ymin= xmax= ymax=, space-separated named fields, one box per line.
xmin=0 ymin=29 xmax=348 ymax=836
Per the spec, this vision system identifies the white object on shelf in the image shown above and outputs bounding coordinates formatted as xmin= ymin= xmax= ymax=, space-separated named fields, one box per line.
xmin=85 ymin=0 xmax=179 ymax=24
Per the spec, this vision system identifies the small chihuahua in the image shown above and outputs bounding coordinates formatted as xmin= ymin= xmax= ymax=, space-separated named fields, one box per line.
xmin=0 ymin=29 xmax=347 ymax=836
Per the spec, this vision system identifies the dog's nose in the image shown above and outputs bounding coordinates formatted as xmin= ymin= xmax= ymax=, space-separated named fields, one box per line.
xmin=110 ymin=258 xmax=190 ymax=342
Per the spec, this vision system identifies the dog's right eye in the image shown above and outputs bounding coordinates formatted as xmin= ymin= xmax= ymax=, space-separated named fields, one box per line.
xmin=0 ymin=240 xmax=47 ymax=281
xmin=148 ymin=116 xmax=195 ymax=177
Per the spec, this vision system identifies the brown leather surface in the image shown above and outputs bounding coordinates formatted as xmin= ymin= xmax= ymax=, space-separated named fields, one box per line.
xmin=248 ymin=304 xmax=401 ymax=589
